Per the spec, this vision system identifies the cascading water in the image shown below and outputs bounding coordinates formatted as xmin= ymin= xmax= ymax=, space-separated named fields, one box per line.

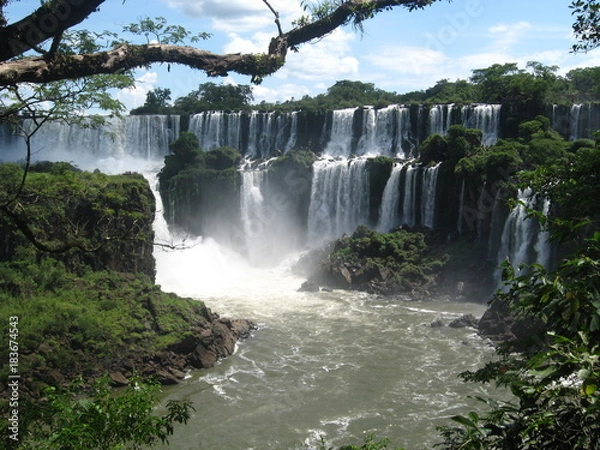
xmin=570 ymin=104 xmax=583 ymax=140
xmin=1 ymin=115 xmax=505 ymax=450
xmin=188 ymin=111 xmax=242 ymax=151
xmin=462 ymin=104 xmax=501 ymax=146
xmin=356 ymin=106 xmax=397 ymax=156
xmin=421 ymin=162 xmax=441 ymax=229
xmin=496 ymin=189 xmax=552 ymax=281
xmin=396 ymin=106 xmax=412 ymax=158
xmin=401 ymin=164 xmax=419 ymax=227
xmin=324 ymin=108 xmax=357 ymax=157
xmin=307 ymin=158 xmax=370 ymax=245
xmin=428 ymin=104 xmax=454 ymax=136
xmin=240 ymin=168 xmax=267 ymax=263
xmin=376 ymin=162 xmax=405 ymax=232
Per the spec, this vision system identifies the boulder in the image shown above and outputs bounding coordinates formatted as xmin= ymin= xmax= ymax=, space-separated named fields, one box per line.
xmin=298 ymin=280 xmax=320 ymax=292
xmin=448 ymin=313 xmax=479 ymax=328
xmin=109 ymin=372 xmax=130 ymax=387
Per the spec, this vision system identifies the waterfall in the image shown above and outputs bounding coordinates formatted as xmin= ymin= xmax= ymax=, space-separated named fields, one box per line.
xmin=377 ymin=162 xmax=404 ymax=232
xmin=497 ymin=189 xmax=552 ymax=278
xmin=188 ymin=111 xmax=242 ymax=152
xmin=462 ymin=104 xmax=501 ymax=146
xmin=307 ymin=158 xmax=370 ymax=245
xmin=285 ymin=111 xmax=299 ymax=152
xmin=324 ymin=108 xmax=357 ymax=157
xmin=240 ymin=169 xmax=267 ymax=263
xmin=570 ymin=104 xmax=583 ymax=140
xmin=396 ymin=106 xmax=412 ymax=158
xmin=9 ymin=115 xmax=177 ymax=165
xmin=356 ymin=105 xmax=397 ymax=156
xmin=428 ymin=104 xmax=454 ymax=136
xmin=421 ymin=162 xmax=441 ymax=229
xmin=401 ymin=164 xmax=419 ymax=227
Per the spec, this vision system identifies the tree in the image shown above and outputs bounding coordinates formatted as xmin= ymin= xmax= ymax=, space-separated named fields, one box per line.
xmin=571 ymin=0 xmax=600 ymax=52
xmin=10 ymin=376 xmax=194 ymax=450
xmin=0 ymin=1 xmax=443 ymax=87
xmin=172 ymin=82 xmax=254 ymax=113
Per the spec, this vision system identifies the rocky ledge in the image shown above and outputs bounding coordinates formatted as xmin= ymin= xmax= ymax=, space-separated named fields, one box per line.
xmin=109 ymin=316 xmax=257 ymax=386
xmin=295 ymin=226 xmax=447 ymax=296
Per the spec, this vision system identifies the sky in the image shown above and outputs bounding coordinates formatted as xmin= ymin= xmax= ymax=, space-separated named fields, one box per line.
xmin=6 ymin=0 xmax=600 ymax=110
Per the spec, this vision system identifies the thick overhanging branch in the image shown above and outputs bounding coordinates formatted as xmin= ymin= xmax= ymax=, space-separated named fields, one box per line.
xmin=0 ymin=0 xmax=106 ymax=61
xmin=284 ymin=0 xmax=435 ymax=48
xmin=0 ymin=0 xmax=437 ymax=85
xmin=0 ymin=44 xmax=287 ymax=84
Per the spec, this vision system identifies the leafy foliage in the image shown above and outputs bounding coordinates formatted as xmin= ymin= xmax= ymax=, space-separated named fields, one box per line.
xmin=436 ymin=138 xmax=600 ymax=449
xmin=0 ymin=162 xmax=154 ymax=258
xmin=326 ymin=225 xmax=447 ymax=290
xmin=11 ymin=376 xmax=193 ymax=450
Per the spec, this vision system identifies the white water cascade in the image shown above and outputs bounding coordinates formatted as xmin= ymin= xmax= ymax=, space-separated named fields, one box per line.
xmin=429 ymin=104 xmax=454 ymax=136
xmin=570 ymin=104 xmax=583 ymax=141
xmin=188 ymin=111 xmax=242 ymax=151
xmin=421 ymin=162 xmax=441 ymax=229
xmin=307 ymin=158 xmax=370 ymax=245
xmin=324 ymin=108 xmax=357 ymax=157
xmin=497 ymin=189 xmax=552 ymax=278
xmin=240 ymin=168 xmax=267 ymax=263
xmin=463 ymin=104 xmax=502 ymax=146
xmin=377 ymin=162 xmax=405 ymax=232
xmin=0 ymin=115 xmax=506 ymax=450
xmin=356 ymin=105 xmax=398 ymax=156
xmin=401 ymin=164 xmax=419 ymax=227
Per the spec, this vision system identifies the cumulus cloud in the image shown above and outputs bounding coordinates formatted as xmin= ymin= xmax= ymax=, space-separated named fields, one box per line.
xmin=281 ymin=28 xmax=359 ymax=81
xmin=162 ymin=0 xmax=303 ymax=33
xmin=117 ymin=71 xmax=158 ymax=111
xmin=488 ymin=21 xmax=532 ymax=52
xmin=252 ymin=82 xmax=311 ymax=103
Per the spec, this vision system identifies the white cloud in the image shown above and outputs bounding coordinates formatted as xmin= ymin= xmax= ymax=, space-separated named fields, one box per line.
xmin=280 ymin=28 xmax=359 ymax=81
xmin=223 ymin=31 xmax=271 ymax=54
xmin=488 ymin=21 xmax=532 ymax=51
xmin=252 ymin=82 xmax=311 ymax=103
xmin=365 ymin=45 xmax=448 ymax=76
xmin=117 ymin=71 xmax=158 ymax=111
xmin=162 ymin=0 xmax=303 ymax=33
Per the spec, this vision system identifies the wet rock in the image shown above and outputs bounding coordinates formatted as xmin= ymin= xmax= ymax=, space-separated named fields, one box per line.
xmin=448 ymin=313 xmax=479 ymax=328
xmin=109 ymin=372 xmax=130 ymax=386
xmin=430 ymin=318 xmax=444 ymax=328
xmin=298 ymin=280 xmax=320 ymax=292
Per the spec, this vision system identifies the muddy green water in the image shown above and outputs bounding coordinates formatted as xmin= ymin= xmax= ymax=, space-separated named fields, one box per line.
xmin=153 ymin=241 xmax=500 ymax=450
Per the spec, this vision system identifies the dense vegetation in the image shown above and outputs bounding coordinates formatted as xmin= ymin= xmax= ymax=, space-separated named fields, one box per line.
xmin=132 ymin=63 xmax=600 ymax=116
xmin=301 ymin=225 xmax=447 ymax=295
xmin=434 ymin=138 xmax=600 ymax=449
xmin=0 ymin=162 xmax=254 ymax=449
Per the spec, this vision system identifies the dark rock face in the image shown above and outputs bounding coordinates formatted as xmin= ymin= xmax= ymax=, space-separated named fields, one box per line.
xmin=298 ymin=280 xmax=320 ymax=292
xmin=109 ymin=317 xmax=257 ymax=387
xmin=449 ymin=313 xmax=479 ymax=328
xmin=477 ymin=303 xmax=543 ymax=350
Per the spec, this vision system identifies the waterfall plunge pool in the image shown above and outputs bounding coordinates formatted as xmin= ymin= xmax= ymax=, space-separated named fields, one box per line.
xmin=153 ymin=239 xmax=499 ymax=450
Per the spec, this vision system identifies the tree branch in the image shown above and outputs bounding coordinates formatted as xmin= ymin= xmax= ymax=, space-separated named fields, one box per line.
xmin=0 ymin=0 xmax=106 ymax=61
xmin=0 ymin=0 xmax=438 ymax=85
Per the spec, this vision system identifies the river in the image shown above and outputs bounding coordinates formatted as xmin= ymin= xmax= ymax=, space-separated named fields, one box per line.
xmin=153 ymin=231 xmax=498 ymax=450
xmin=1 ymin=123 xmax=503 ymax=450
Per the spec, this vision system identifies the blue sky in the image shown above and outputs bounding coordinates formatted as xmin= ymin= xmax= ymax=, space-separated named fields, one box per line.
xmin=7 ymin=0 xmax=600 ymax=109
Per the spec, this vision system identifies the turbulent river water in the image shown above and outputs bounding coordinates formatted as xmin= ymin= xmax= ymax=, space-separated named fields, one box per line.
xmin=2 ymin=133 xmax=503 ymax=449
xmin=151 ymin=190 xmax=499 ymax=450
